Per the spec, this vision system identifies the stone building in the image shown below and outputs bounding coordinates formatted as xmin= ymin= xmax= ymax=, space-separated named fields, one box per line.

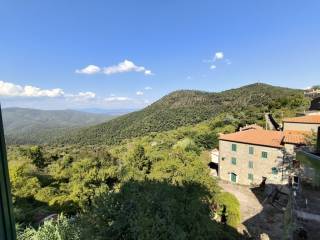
xmin=218 ymin=129 xmax=306 ymax=185
xmin=283 ymin=115 xmax=320 ymax=133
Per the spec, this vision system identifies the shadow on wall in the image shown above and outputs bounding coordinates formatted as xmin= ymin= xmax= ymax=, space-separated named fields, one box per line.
xmin=78 ymin=179 xmax=244 ymax=240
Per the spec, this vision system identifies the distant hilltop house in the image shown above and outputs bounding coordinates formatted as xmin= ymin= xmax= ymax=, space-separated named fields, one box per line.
xmin=304 ymin=86 xmax=320 ymax=98
xmin=304 ymin=86 xmax=320 ymax=112
xmin=216 ymin=115 xmax=320 ymax=185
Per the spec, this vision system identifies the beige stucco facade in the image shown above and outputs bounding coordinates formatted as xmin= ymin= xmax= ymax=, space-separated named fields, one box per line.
xmin=219 ymin=140 xmax=284 ymax=185
xmin=283 ymin=122 xmax=320 ymax=133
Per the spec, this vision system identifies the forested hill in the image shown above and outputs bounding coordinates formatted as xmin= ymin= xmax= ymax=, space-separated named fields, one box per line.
xmin=58 ymin=83 xmax=309 ymax=145
xmin=3 ymin=108 xmax=114 ymax=144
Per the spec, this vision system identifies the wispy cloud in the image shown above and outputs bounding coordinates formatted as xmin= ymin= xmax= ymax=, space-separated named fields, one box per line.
xmin=75 ymin=65 xmax=101 ymax=74
xmin=104 ymin=96 xmax=131 ymax=102
xmin=136 ymin=91 xmax=144 ymax=96
xmin=66 ymin=91 xmax=96 ymax=102
xmin=144 ymin=86 xmax=152 ymax=90
xmin=225 ymin=59 xmax=232 ymax=65
xmin=204 ymin=51 xmax=229 ymax=70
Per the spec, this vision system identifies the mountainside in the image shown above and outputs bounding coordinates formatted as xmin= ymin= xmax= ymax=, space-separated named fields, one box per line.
xmin=58 ymin=83 xmax=308 ymax=145
xmin=3 ymin=108 xmax=114 ymax=144
xmin=77 ymin=108 xmax=138 ymax=115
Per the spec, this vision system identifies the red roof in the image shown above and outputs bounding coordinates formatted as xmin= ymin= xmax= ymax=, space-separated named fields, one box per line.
xmin=283 ymin=115 xmax=320 ymax=124
xmin=219 ymin=129 xmax=284 ymax=148
xmin=219 ymin=129 xmax=308 ymax=147
xmin=283 ymin=130 xmax=308 ymax=145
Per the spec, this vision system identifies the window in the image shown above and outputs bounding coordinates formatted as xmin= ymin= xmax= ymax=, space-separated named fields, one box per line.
xmin=248 ymin=173 xmax=253 ymax=181
xmin=231 ymin=143 xmax=237 ymax=152
xmin=248 ymin=160 xmax=253 ymax=169
xmin=272 ymin=167 xmax=278 ymax=175
xmin=249 ymin=146 xmax=254 ymax=155
xmin=261 ymin=151 xmax=268 ymax=159
xmin=230 ymin=173 xmax=237 ymax=183
xmin=231 ymin=157 xmax=237 ymax=165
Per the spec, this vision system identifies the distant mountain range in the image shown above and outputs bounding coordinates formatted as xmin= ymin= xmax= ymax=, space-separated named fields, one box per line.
xmin=2 ymin=108 xmax=115 ymax=144
xmin=56 ymin=83 xmax=307 ymax=146
xmin=3 ymin=83 xmax=308 ymax=145
xmin=76 ymin=108 xmax=138 ymax=115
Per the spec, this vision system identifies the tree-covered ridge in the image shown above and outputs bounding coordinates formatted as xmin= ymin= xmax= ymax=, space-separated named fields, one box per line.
xmin=3 ymin=108 xmax=115 ymax=144
xmin=10 ymin=111 xmax=246 ymax=239
xmin=58 ymin=83 xmax=309 ymax=145
xmin=6 ymin=83 xmax=311 ymax=239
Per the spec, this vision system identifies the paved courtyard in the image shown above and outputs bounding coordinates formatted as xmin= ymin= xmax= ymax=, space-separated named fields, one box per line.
xmin=218 ymin=180 xmax=285 ymax=240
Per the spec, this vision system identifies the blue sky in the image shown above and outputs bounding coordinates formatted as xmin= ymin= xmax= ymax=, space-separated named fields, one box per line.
xmin=0 ymin=0 xmax=319 ymax=109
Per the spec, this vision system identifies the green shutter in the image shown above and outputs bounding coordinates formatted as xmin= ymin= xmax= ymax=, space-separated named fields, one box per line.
xmin=231 ymin=157 xmax=237 ymax=165
xmin=231 ymin=173 xmax=237 ymax=182
xmin=231 ymin=144 xmax=237 ymax=152
xmin=248 ymin=173 xmax=253 ymax=181
xmin=248 ymin=161 xmax=253 ymax=169
xmin=0 ymin=107 xmax=16 ymax=240
xmin=249 ymin=146 xmax=254 ymax=155
xmin=261 ymin=151 xmax=268 ymax=159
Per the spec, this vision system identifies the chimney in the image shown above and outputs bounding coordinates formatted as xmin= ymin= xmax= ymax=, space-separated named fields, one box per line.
xmin=317 ymin=127 xmax=320 ymax=153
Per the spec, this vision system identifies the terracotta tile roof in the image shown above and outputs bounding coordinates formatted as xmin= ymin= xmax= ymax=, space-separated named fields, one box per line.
xmin=283 ymin=130 xmax=308 ymax=145
xmin=219 ymin=129 xmax=284 ymax=148
xmin=283 ymin=115 xmax=320 ymax=124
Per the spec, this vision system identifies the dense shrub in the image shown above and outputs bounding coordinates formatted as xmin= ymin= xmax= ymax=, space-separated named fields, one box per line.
xmin=17 ymin=215 xmax=80 ymax=240
xmin=215 ymin=192 xmax=241 ymax=228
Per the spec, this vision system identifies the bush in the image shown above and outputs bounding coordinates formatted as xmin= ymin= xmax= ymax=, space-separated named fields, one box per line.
xmin=17 ymin=214 xmax=80 ymax=240
xmin=215 ymin=192 xmax=241 ymax=228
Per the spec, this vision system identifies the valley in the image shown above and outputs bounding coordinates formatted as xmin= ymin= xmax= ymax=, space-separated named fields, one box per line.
xmin=6 ymin=83 xmax=312 ymax=239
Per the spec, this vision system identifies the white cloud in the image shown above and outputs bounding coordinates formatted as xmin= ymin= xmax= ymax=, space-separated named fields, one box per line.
xmin=0 ymin=80 xmax=97 ymax=104
xmin=225 ymin=59 xmax=232 ymax=65
xmin=104 ymin=96 xmax=131 ymax=102
xmin=75 ymin=60 xmax=153 ymax=76
xmin=103 ymin=60 xmax=152 ymax=75
xmin=136 ymin=91 xmax=144 ymax=96
xmin=67 ymin=91 xmax=96 ymax=101
xmin=144 ymin=70 xmax=153 ymax=75
xmin=210 ymin=65 xmax=216 ymax=69
xmin=75 ymin=65 xmax=101 ymax=74
xmin=144 ymin=86 xmax=152 ymax=90
xmin=0 ymin=80 xmax=64 ymax=97
xmin=214 ymin=52 xmax=224 ymax=60
xmin=186 ymin=76 xmax=192 ymax=80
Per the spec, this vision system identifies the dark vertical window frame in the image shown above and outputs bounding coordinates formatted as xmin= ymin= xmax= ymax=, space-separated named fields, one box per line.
xmin=0 ymin=106 xmax=16 ymax=240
